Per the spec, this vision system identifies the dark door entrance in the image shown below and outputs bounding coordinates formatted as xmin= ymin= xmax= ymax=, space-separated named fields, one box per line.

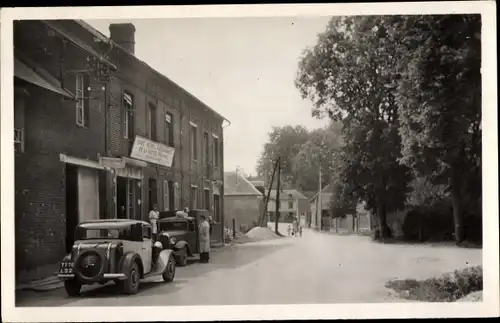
xmin=148 ymin=178 xmax=157 ymax=213
xmin=65 ymin=164 xmax=78 ymax=253
xmin=117 ymin=176 xmax=127 ymax=219
xmin=213 ymin=194 xmax=220 ymax=222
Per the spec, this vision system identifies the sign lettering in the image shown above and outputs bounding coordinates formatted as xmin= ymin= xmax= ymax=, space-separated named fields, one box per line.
xmin=130 ymin=135 xmax=175 ymax=167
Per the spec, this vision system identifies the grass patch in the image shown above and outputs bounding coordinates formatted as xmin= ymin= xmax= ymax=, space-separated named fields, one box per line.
xmin=385 ymin=266 xmax=483 ymax=302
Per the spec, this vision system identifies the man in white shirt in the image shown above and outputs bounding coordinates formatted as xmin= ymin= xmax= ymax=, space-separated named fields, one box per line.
xmin=149 ymin=204 xmax=160 ymax=240
xmin=198 ymin=214 xmax=211 ymax=263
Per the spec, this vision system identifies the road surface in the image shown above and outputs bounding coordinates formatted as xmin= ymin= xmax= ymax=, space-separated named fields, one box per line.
xmin=16 ymin=229 xmax=481 ymax=306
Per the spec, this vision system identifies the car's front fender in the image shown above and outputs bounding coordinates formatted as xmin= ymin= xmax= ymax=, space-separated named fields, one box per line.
xmin=148 ymin=249 xmax=174 ymax=276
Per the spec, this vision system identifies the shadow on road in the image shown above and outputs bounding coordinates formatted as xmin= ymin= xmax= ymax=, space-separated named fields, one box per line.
xmin=16 ymin=243 xmax=290 ymax=306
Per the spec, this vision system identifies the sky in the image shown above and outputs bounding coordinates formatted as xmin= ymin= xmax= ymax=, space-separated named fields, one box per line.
xmin=87 ymin=17 xmax=331 ymax=176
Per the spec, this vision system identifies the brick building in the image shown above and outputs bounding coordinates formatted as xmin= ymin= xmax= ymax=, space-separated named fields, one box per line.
xmin=13 ymin=20 xmax=227 ymax=282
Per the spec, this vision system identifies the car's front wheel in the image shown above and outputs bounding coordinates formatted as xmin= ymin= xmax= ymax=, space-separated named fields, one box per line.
xmin=162 ymin=254 xmax=176 ymax=282
xmin=64 ymin=279 xmax=81 ymax=297
xmin=121 ymin=261 xmax=140 ymax=294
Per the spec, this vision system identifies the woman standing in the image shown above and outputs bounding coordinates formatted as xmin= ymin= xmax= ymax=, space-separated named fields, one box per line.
xmin=198 ymin=214 xmax=211 ymax=263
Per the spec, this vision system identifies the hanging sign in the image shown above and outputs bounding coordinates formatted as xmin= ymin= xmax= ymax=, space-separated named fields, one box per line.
xmin=130 ymin=135 xmax=175 ymax=168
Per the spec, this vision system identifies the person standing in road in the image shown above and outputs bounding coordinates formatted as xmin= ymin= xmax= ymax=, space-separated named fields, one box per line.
xmin=299 ymin=225 xmax=303 ymax=238
xmin=198 ymin=214 xmax=211 ymax=263
xmin=149 ymin=204 xmax=160 ymax=241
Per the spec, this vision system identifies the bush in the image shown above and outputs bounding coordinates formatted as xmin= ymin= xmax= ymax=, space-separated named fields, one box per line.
xmin=463 ymin=213 xmax=482 ymax=244
xmin=402 ymin=201 xmax=454 ymax=242
xmin=385 ymin=265 xmax=483 ymax=302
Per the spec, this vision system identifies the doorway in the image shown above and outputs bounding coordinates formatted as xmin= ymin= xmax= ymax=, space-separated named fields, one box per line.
xmin=117 ymin=176 xmax=127 ymax=219
xmin=65 ymin=164 xmax=78 ymax=253
xmin=213 ymin=194 xmax=220 ymax=222
xmin=148 ymin=178 xmax=157 ymax=213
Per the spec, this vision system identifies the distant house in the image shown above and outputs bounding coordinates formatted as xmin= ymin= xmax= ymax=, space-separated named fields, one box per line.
xmin=249 ymin=180 xmax=266 ymax=195
xmin=309 ymin=183 xmax=370 ymax=232
xmin=224 ymin=172 xmax=264 ymax=232
xmin=266 ymin=189 xmax=309 ymax=225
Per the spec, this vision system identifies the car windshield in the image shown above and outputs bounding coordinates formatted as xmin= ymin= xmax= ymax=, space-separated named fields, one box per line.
xmin=76 ymin=228 xmax=130 ymax=240
xmin=160 ymin=221 xmax=188 ymax=231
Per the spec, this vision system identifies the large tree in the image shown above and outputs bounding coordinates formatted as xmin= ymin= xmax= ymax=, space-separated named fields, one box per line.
xmin=394 ymin=15 xmax=482 ymax=243
xmin=292 ymin=122 xmax=344 ymax=191
xmin=295 ymin=16 xmax=411 ymax=238
xmin=256 ymin=125 xmax=310 ymax=188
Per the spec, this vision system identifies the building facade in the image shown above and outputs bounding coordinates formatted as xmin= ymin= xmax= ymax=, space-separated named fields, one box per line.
xmin=224 ymin=172 xmax=264 ymax=232
xmin=13 ymin=20 xmax=227 ymax=282
xmin=266 ymin=189 xmax=308 ymax=224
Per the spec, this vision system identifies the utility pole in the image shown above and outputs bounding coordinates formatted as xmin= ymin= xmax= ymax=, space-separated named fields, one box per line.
xmin=260 ymin=159 xmax=278 ymax=227
xmin=274 ymin=156 xmax=281 ymax=235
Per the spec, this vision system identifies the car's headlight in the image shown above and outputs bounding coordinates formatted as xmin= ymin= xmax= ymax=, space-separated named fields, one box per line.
xmin=169 ymin=237 xmax=177 ymax=245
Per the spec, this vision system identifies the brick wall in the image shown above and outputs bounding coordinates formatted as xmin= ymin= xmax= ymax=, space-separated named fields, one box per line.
xmin=104 ymin=39 xmax=225 ymax=220
xmin=14 ymin=21 xmax=106 ymax=275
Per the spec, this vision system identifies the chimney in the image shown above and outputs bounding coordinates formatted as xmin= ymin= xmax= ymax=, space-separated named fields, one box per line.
xmin=109 ymin=23 xmax=136 ymax=54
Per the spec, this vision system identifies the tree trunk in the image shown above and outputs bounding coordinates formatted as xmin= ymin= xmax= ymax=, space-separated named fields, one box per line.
xmin=451 ymin=171 xmax=465 ymax=244
xmin=377 ymin=195 xmax=389 ymax=239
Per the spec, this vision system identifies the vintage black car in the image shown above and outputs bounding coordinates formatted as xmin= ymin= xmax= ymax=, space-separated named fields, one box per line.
xmin=57 ymin=219 xmax=176 ymax=296
xmin=157 ymin=210 xmax=210 ymax=266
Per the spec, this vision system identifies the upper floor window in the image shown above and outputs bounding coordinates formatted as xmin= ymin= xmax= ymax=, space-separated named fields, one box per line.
xmin=123 ymin=92 xmax=133 ymax=139
xmin=288 ymin=201 xmax=294 ymax=209
xmin=76 ymin=73 xmax=90 ymax=127
xmin=213 ymin=134 xmax=220 ymax=168
xmin=148 ymin=102 xmax=157 ymax=141
xmin=190 ymin=122 xmax=198 ymax=161
xmin=165 ymin=112 xmax=174 ymax=147
xmin=190 ymin=185 xmax=198 ymax=209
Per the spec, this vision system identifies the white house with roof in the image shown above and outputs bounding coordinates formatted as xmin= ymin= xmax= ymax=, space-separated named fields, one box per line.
xmin=309 ymin=183 xmax=371 ymax=232
xmin=266 ymin=189 xmax=309 ymax=226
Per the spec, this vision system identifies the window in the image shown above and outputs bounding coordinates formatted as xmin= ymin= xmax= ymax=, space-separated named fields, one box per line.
xmin=190 ymin=123 xmax=198 ymax=161
xmin=190 ymin=185 xmax=198 ymax=210
xmin=123 ymin=92 xmax=133 ymax=139
xmin=204 ymin=131 xmax=210 ymax=175
xmin=213 ymin=135 xmax=220 ymax=168
xmin=203 ymin=188 xmax=210 ymax=210
xmin=148 ymin=103 xmax=157 ymax=141
xmin=165 ymin=112 xmax=174 ymax=147
xmin=163 ymin=180 xmax=170 ymax=211
xmin=14 ymin=128 xmax=25 ymax=153
xmin=288 ymin=201 xmax=294 ymax=209
xmin=142 ymin=225 xmax=152 ymax=239
xmin=76 ymin=73 xmax=90 ymax=127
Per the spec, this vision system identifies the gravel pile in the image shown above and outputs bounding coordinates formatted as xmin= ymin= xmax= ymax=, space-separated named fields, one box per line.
xmin=245 ymin=227 xmax=279 ymax=241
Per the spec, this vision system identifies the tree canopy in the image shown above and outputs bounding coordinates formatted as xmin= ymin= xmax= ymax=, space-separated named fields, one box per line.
xmin=294 ymin=15 xmax=481 ymax=242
